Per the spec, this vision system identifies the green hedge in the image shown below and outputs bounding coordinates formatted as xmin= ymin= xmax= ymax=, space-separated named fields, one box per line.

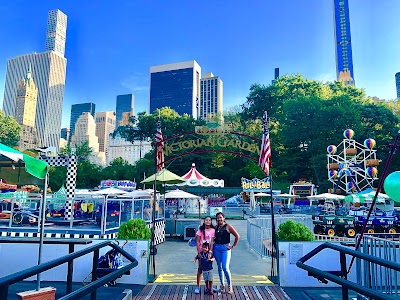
xmin=276 ymin=220 xmax=314 ymax=241
xmin=118 ymin=219 xmax=151 ymax=240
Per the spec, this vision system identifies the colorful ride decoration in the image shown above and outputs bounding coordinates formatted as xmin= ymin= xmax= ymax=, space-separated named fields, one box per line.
xmin=327 ymin=130 xmax=378 ymax=194
xmin=384 ymin=171 xmax=400 ymax=202
xmin=343 ymin=129 xmax=354 ymax=140
xmin=327 ymin=145 xmax=337 ymax=155
xmin=363 ymin=138 xmax=376 ymax=150
xmin=329 ymin=170 xmax=338 ymax=179
xmin=365 ymin=167 xmax=378 ymax=178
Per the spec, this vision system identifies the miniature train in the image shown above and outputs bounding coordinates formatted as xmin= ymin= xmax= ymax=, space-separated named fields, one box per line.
xmin=312 ymin=200 xmax=399 ymax=237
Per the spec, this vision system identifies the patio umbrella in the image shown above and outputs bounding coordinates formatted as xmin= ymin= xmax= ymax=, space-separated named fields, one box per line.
xmin=307 ymin=193 xmax=345 ymax=200
xmin=164 ymin=189 xmax=200 ymax=199
xmin=344 ymin=191 xmax=389 ymax=203
xmin=92 ymin=187 xmax=128 ymax=195
xmin=122 ymin=189 xmax=152 ymax=198
xmin=254 ymin=192 xmax=270 ymax=197
xmin=141 ymin=168 xmax=186 ymax=184
xmin=250 ymin=190 xmax=256 ymax=211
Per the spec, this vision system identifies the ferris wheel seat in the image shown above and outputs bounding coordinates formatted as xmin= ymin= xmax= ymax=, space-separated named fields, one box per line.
xmin=327 ymin=163 xmax=339 ymax=170
xmin=345 ymin=148 xmax=357 ymax=155
xmin=366 ymin=159 xmax=379 ymax=167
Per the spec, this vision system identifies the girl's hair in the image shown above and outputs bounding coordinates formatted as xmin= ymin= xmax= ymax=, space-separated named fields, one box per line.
xmin=199 ymin=216 xmax=215 ymax=239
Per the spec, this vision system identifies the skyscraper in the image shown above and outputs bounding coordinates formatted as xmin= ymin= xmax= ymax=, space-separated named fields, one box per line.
xmin=333 ymin=0 xmax=355 ymax=86
xmin=150 ymin=61 xmax=201 ymax=118
xmin=2 ymin=9 xmax=67 ymax=149
xmin=15 ymin=67 xmax=39 ymax=150
xmin=395 ymin=72 xmax=400 ymax=99
xmin=116 ymin=94 xmax=134 ymax=127
xmin=45 ymin=10 xmax=67 ymax=56
xmin=200 ymin=72 xmax=223 ymax=121
xmin=69 ymin=103 xmax=96 ymax=140
xmin=70 ymin=113 xmax=105 ymax=165
xmin=95 ymin=111 xmax=116 ymax=153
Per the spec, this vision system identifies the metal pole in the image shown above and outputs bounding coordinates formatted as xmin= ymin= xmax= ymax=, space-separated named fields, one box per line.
xmin=151 ymin=172 xmax=157 ymax=280
xmin=37 ymin=171 xmax=48 ymax=291
xmin=270 ymin=175 xmax=277 ymax=279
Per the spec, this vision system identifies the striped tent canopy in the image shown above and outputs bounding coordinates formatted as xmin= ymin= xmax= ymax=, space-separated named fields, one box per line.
xmin=344 ymin=188 xmax=390 ymax=203
xmin=178 ymin=163 xmax=224 ymax=187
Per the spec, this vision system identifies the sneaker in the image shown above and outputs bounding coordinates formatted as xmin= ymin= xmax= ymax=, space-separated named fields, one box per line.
xmin=194 ymin=287 xmax=200 ymax=294
xmin=220 ymin=285 xmax=225 ymax=293
xmin=209 ymin=289 xmax=214 ymax=295
xmin=205 ymin=288 xmax=210 ymax=295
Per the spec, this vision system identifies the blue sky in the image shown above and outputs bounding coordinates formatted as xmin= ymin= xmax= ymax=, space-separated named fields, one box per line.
xmin=0 ymin=0 xmax=399 ymax=128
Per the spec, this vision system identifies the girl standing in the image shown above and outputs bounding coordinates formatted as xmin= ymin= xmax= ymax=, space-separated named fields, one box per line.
xmin=194 ymin=216 xmax=215 ymax=294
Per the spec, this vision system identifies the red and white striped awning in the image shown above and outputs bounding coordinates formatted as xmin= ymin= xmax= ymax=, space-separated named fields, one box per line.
xmin=177 ymin=163 xmax=224 ymax=187
xmin=181 ymin=163 xmax=210 ymax=181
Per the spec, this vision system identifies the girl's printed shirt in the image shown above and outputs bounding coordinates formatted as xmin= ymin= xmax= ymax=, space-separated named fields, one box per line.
xmin=196 ymin=228 xmax=215 ymax=252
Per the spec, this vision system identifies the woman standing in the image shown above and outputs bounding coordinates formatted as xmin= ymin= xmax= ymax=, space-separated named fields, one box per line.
xmin=213 ymin=212 xmax=240 ymax=294
xmin=194 ymin=216 xmax=215 ymax=294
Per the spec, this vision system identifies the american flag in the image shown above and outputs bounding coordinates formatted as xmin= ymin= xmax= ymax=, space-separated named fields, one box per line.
xmin=259 ymin=111 xmax=271 ymax=176
xmin=155 ymin=114 xmax=165 ymax=171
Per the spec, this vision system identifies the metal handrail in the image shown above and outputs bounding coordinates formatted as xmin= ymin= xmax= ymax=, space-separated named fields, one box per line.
xmin=296 ymin=242 xmax=400 ymax=300
xmin=0 ymin=240 xmax=139 ymax=300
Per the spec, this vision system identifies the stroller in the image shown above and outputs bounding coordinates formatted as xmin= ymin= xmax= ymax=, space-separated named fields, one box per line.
xmin=83 ymin=248 xmax=125 ymax=286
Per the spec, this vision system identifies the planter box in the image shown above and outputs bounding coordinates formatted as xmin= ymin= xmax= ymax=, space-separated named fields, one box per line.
xmin=17 ymin=287 xmax=56 ymax=300
xmin=278 ymin=241 xmax=356 ymax=287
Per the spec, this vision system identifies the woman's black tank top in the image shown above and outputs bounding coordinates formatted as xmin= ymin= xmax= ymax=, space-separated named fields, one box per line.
xmin=214 ymin=224 xmax=230 ymax=244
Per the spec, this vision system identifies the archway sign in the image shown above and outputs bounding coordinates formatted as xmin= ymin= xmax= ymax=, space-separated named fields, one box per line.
xmin=159 ymin=120 xmax=261 ymax=168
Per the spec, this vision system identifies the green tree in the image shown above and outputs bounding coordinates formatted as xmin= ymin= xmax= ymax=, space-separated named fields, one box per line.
xmin=0 ymin=111 xmax=22 ymax=147
xmin=102 ymin=158 xmax=136 ymax=181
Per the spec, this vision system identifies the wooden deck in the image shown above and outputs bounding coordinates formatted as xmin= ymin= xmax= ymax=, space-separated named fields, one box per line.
xmin=133 ymin=284 xmax=291 ymax=300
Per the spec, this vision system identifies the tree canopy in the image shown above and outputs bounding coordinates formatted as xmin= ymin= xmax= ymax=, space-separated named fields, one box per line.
xmin=0 ymin=111 xmax=21 ymax=147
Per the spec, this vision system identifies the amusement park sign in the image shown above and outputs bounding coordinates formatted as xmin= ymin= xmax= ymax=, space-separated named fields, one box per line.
xmin=241 ymin=177 xmax=271 ymax=192
xmin=164 ymin=135 xmax=260 ymax=156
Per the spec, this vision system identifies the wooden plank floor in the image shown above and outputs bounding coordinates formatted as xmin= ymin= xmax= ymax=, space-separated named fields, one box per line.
xmin=133 ymin=284 xmax=292 ymax=300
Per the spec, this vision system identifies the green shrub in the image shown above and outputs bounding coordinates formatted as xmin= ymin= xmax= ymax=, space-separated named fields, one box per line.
xmin=118 ymin=219 xmax=151 ymax=240
xmin=276 ymin=220 xmax=314 ymax=241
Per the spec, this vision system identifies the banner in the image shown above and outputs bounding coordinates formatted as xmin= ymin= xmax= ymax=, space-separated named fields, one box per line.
xmin=100 ymin=180 xmax=136 ymax=191
xmin=241 ymin=177 xmax=271 ymax=192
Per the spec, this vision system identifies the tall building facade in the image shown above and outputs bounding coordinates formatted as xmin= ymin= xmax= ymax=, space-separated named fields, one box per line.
xmin=150 ymin=60 xmax=201 ymax=118
xmin=45 ymin=10 xmax=67 ymax=56
xmin=60 ymin=127 xmax=70 ymax=140
xmin=2 ymin=10 xmax=67 ymax=149
xmin=107 ymin=134 xmax=152 ymax=166
xmin=70 ymin=112 xmax=105 ymax=165
xmin=95 ymin=111 xmax=116 ymax=152
xmin=70 ymin=103 xmax=96 ymax=140
xmin=116 ymin=94 xmax=134 ymax=127
xmin=199 ymin=72 xmax=223 ymax=121
xmin=395 ymin=72 xmax=400 ymax=99
xmin=333 ymin=0 xmax=355 ymax=86
xmin=15 ymin=68 xmax=39 ymax=150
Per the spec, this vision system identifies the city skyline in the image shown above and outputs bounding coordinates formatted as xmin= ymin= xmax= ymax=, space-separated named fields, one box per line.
xmin=0 ymin=1 xmax=399 ymax=128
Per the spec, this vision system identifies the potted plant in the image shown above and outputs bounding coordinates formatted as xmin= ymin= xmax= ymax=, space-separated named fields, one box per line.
xmin=276 ymin=220 xmax=314 ymax=242
xmin=118 ymin=219 xmax=151 ymax=240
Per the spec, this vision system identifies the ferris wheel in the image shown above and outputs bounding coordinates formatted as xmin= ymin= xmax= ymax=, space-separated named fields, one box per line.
xmin=327 ymin=129 xmax=379 ymax=194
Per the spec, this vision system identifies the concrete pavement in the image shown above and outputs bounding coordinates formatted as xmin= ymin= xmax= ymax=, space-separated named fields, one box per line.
xmin=154 ymin=219 xmax=272 ymax=283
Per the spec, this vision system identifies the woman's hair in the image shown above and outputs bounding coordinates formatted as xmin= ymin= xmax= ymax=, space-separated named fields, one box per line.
xmin=216 ymin=212 xmax=225 ymax=219
xmin=199 ymin=216 xmax=215 ymax=239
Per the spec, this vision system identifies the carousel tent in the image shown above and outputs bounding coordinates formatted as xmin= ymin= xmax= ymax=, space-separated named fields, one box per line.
xmin=177 ymin=163 xmax=224 ymax=187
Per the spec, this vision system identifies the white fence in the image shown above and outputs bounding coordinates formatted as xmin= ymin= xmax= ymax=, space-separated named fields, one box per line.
xmin=247 ymin=215 xmax=313 ymax=257
xmin=356 ymin=234 xmax=400 ymax=298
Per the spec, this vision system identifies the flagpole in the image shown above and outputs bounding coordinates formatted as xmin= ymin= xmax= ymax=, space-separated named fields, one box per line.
xmin=269 ymin=175 xmax=277 ymax=279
